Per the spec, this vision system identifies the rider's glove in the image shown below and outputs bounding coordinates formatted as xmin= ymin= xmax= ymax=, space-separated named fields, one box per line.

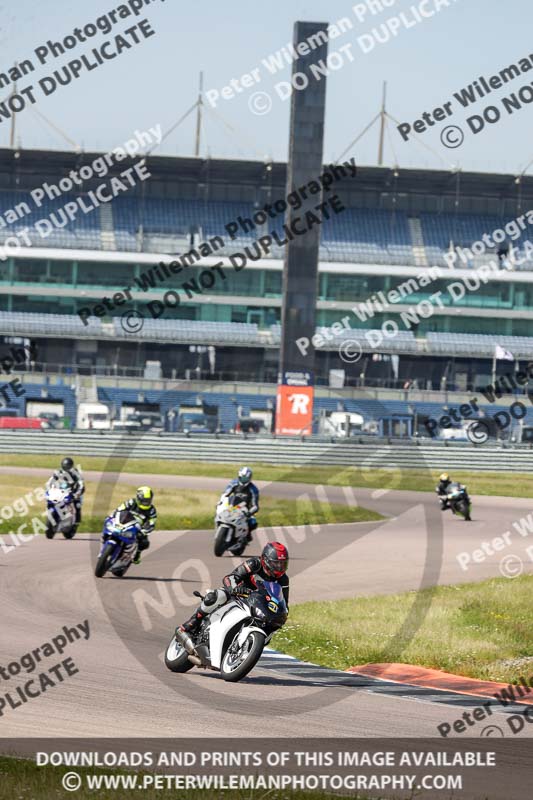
xmin=234 ymin=585 xmax=252 ymax=597
xmin=223 ymin=574 xmax=239 ymax=591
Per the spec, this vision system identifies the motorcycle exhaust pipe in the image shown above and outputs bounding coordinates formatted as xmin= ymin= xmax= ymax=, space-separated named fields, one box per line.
xmin=175 ymin=630 xmax=196 ymax=655
xmin=187 ymin=654 xmax=203 ymax=666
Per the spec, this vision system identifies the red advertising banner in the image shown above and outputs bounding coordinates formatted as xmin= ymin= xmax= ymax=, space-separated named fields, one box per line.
xmin=275 ymin=385 xmax=314 ymax=436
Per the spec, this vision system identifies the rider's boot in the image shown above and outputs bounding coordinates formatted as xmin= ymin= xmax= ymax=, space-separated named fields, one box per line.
xmin=178 ymin=610 xmax=205 ymax=637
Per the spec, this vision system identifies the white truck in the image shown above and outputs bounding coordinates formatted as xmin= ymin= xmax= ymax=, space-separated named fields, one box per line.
xmin=76 ymin=402 xmax=112 ymax=430
xmin=319 ymin=411 xmax=364 ymax=438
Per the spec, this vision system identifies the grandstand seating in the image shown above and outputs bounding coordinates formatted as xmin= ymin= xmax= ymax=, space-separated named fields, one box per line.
xmin=4 ymin=186 xmax=531 ymax=269
xmin=0 ymin=311 xmax=102 ymax=337
xmin=0 ymin=190 xmax=101 ymax=250
xmin=4 ymin=312 xmax=533 ymax=359
xmin=269 ymin=324 xmax=418 ymax=352
xmin=426 ymin=332 xmax=533 ymax=359
xmin=111 ymin=317 xmax=261 ymax=345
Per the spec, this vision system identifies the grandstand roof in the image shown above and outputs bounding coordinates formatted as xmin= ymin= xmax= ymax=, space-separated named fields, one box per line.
xmin=1 ymin=147 xmax=533 ymax=205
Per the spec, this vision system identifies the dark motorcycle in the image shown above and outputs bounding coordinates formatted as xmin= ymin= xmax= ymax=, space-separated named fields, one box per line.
xmin=446 ymin=482 xmax=472 ymax=521
xmin=165 ymin=581 xmax=288 ymax=683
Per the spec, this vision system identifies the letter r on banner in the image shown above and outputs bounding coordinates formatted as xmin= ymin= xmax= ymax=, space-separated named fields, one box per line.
xmin=275 ymin=385 xmax=314 ymax=435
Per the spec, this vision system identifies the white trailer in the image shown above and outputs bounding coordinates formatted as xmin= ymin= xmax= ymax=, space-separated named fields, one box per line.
xmin=76 ymin=402 xmax=112 ymax=430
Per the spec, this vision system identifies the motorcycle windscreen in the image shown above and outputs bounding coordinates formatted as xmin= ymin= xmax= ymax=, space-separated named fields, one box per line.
xmin=448 ymin=482 xmax=462 ymax=496
xmin=262 ymin=581 xmax=288 ymax=621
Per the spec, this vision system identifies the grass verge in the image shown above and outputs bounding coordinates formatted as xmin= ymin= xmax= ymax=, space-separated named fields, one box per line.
xmin=273 ymin=575 xmax=533 ymax=684
xmin=0 ymin=454 xmax=531 ymax=498
xmin=0 ymin=757 xmax=376 ymax=800
xmin=0 ymin=474 xmax=382 ymax=535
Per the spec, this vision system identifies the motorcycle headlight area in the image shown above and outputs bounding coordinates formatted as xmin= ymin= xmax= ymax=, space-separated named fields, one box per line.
xmin=252 ymin=605 xmax=266 ymax=620
xmin=114 ymin=526 xmax=135 ymax=538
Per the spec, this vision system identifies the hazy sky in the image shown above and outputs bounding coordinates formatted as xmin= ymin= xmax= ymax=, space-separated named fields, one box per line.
xmin=0 ymin=0 xmax=531 ymax=175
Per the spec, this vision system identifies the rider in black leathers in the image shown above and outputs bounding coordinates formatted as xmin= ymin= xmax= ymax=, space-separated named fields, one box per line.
xmin=436 ymin=472 xmax=470 ymax=511
xmin=111 ymin=486 xmax=157 ymax=565
xmin=178 ymin=541 xmax=289 ymax=637
xmin=436 ymin=472 xmax=452 ymax=510
xmin=46 ymin=457 xmax=85 ymax=523
xmin=221 ymin=466 xmax=260 ymax=542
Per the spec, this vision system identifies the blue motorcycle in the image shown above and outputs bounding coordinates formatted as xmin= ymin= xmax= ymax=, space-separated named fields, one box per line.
xmin=95 ymin=509 xmax=141 ymax=578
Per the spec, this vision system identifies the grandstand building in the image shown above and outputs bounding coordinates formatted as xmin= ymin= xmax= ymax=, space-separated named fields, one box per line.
xmin=2 ymin=147 xmax=533 ymax=397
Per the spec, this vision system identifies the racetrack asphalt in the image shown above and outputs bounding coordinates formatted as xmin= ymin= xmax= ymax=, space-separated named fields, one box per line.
xmin=1 ymin=466 xmax=532 ymax=747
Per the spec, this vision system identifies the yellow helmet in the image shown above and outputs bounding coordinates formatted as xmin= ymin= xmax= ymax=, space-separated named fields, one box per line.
xmin=440 ymin=473 xmax=450 ymax=482
xmin=136 ymin=486 xmax=153 ymax=510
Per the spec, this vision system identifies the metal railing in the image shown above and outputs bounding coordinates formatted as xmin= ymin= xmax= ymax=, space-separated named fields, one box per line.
xmin=0 ymin=429 xmax=531 ymax=471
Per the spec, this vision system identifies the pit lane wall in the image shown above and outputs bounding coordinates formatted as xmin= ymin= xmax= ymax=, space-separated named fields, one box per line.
xmin=0 ymin=431 xmax=531 ymax=471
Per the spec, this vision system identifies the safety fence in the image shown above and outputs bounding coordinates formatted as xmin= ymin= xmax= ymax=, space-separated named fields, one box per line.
xmin=0 ymin=431 xmax=531 ymax=471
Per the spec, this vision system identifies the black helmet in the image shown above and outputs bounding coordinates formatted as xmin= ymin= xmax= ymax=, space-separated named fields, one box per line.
xmin=61 ymin=457 xmax=74 ymax=471
xmin=238 ymin=466 xmax=253 ymax=485
xmin=261 ymin=541 xmax=289 ymax=579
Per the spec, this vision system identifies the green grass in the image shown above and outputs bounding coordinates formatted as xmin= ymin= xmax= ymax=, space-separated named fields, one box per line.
xmin=274 ymin=575 xmax=533 ymax=684
xmin=1 ymin=453 xmax=531 ymax=498
xmin=0 ymin=757 xmax=377 ymax=800
xmin=0 ymin=474 xmax=382 ymax=535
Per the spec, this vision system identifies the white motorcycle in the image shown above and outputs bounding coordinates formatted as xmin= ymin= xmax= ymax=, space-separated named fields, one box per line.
xmin=165 ymin=583 xmax=288 ymax=683
xmin=213 ymin=496 xmax=250 ymax=557
xmin=45 ymin=482 xmax=77 ymax=539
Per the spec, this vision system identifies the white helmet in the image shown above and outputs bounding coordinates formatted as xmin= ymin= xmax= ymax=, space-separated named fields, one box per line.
xmin=238 ymin=466 xmax=253 ymax=485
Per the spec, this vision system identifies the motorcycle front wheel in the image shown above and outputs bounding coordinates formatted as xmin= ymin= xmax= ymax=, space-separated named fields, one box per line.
xmin=63 ymin=525 xmax=77 ymax=540
xmin=94 ymin=542 xmax=114 ymax=578
xmin=45 ymin=520 xmax=56 ymax=539
xmin=214 ymin=525 xmax=230 ymax=557
xmin=220 ymin=630 xmax=264 ymax=682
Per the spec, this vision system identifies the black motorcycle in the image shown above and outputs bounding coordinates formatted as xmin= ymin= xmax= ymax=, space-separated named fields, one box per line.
xmin=165 ymin=582 xmax=288 ymax=683
xmin=445 ymin=482 xmax=472 ymax=521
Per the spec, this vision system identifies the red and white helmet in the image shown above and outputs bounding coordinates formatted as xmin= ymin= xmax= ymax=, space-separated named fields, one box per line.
xmin=261 ymin=541 xmax=289 ymax=579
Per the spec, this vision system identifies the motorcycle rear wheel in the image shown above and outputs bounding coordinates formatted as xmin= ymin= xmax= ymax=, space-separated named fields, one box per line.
xmin=165 ymin=636 xmax=194 ymax=673
xmin=112 ymin=561 xmax=132 ymax=578
xmin=229 ymin=540 xmax=247 ymax=557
